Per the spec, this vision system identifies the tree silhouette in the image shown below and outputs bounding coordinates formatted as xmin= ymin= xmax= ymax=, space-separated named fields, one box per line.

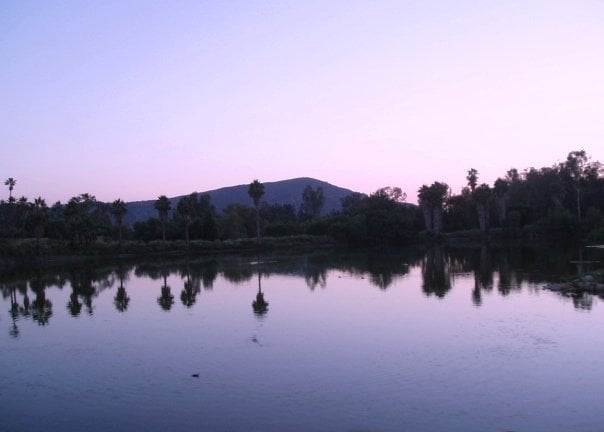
xmin=64 ymin=193 xmax=97 ymax=247
xmin=473 ymin=184 xmax=492 ymax=233
xmin=4 ymin=177 xmax=16 ymax=202
xmin=248 ymin=179 xmax=265 ymax=244
xmin=418 ymin=182 xmax=449 ymax=234
xmin=154 ymin=195 xmax=171 ymax=243
xmin=299 ymin=185 xmax=324 ymax=220
xmin=110 ymin=199 xmax=127 ymax=246
xmin=29 ymin=197 xmax=48 ymax=252
xmin=176 ymin=193 xmax=198 ymax=247
xmin=466 ymin=168 xmax=478 ymax=192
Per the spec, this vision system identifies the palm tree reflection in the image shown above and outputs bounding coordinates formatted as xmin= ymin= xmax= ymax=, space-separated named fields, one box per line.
xmin=158 ymin=273 xmax=174 ymax=311
xmin=252 ymin=271 xmax=268 ymax=317
xmin=30 ymin=272 xmax=52 ymax=325
xmin=114 ymin=266 xmax=130 ymax=312
xmin=422 ymin=246 xmax=451 ymax=298
xmin=67 ymin=269 xmax=95 ymax=316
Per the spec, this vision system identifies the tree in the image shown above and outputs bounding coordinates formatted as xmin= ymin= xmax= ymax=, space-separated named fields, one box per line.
xmin=110 ymin=199 xmax=127 ymax=246
xmin=176 ymin=193 xmax=197 ymax=247
xmin=154 ymin=195 xmax=171 ymax=243
xmin=64 ymin=193 xmax=97 ymax=247
xmin=248 ymin=179 xmax=265 ymax=244
xmin=4 ymin=177 xmax=16 ymax=202
xmin=493 ymin=178 xmax=509 ymax=225
xmin=418 ymin=182 xmax=449 ymax=234
xmin=466 ymin=168 xmax=478 ymax=192
xmin=29 ymin=197 xmax=48 ymax=251
xmin=371 ymin=186 xmax=407 ymax=204
xmin=473 ymin=183 xmax=491 ymax=233
xmin=562 ymin=150 xmax=589 ymax=221
xmin=299 ymin=185 xmax=324 ymax=220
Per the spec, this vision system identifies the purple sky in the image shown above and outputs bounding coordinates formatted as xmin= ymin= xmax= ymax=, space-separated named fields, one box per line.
xmin=2 ymin=1 xmax=603 ymax=204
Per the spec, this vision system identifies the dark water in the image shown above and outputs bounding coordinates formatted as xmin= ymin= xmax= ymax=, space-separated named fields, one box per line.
xmin=1 ymin=245 xmax=604 ymax=432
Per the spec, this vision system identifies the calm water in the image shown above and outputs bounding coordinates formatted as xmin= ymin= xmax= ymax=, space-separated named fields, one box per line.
xmin=2 ymin=245 xmax=604 ymax=432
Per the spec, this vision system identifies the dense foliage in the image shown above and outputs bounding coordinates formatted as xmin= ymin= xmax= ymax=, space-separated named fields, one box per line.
xmin=1 ymin=150 xmax=603 ymax=253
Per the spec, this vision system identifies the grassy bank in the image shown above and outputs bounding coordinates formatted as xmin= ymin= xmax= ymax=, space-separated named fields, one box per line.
xmin=0 ymin=235 xmax=336 ymax=269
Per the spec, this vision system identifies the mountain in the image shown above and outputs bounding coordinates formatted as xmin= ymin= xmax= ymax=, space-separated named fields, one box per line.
xmin=124 ymin=177 xmax=358 ymax=226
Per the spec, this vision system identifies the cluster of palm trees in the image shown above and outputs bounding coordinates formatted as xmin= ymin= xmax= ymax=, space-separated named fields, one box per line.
xmin=4 ymin=149 xmax=602 ymax=249
xmin=416 ymin=150 xmax=604 ymax=237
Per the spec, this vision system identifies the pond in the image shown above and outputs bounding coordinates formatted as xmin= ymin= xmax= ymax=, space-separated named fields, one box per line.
xmin=2 ymin=244 xmax=604 ymax=432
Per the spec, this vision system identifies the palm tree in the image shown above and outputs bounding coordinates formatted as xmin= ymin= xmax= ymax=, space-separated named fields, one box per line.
xmin=248 ymin=179 xmax=265 ymax=244
xmin=176 ymin=194 xmax=197 ymax=247
xmin=154 ymin=195 xmax=171 ymax=243
xmin=473 ymin=184 xmax=491 ymax=233
xmin=64 ymin=193 xmax=96 ymax=247
xmin=562 ymin=150 xmax=589 ymax=221
xmin=418 ymin=182 xmax=449 ymax=235
xmin=110 ymin=198 xmax=127 ymax=246
xmin=4 ymin=177 xmax=16 ymax=202
xmin=466 ymin=168 xmax=478 ymax=192
xmin=493 ymin=178 xmax=509 ymax=225
xmin=30 ymin=197 xmax=48 ymax=252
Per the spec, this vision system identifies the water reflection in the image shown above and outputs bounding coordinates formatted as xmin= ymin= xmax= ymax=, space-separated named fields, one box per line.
xmin=1 ymin=244 xmax=603 ymax=333
xmin=422 ymin=246 xmax=451 ymax=298
xmin=158 ymin=273 xmax=174 ymax=311
xmin=252 ymin=271 xmax=269 ymax=317
xmin=114 ymin=265 xmax=130 ymax=312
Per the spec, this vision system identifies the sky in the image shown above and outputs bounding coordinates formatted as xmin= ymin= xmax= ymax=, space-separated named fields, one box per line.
xmin=1 ymin=0 xmax=604 ymax=204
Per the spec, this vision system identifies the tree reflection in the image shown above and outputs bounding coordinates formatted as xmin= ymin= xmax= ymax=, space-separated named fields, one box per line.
xmin=302 ymin=256 xmax=327 ymax=290
xmin=180 ymin=264 xmax=201 ymax=308
xmin=422 ymin=246 xmax=451 ymax=298
xmin=222 ymin=265 xmax=253 ymax=284
xmin=113 ymin=265 xmax=130 ymax=312
xmin=366 ymin=254 xmax=410 ymax=290
xmin=474 ymin=243 xmax=493 ymax=293
xmin=30 ymin=271 xmax=52 ymax=325
xmin=9 ymin=285 xmax=20 ymax=337
xmin=571 ymin=292 xmax=594 ymax=310
xmin=196 ymin=260 xmax=218 ymax=290
xmin=158 ymin=273 xmax=174 ymax=311
xmin=68 ymin=291 xmax=82 ymax=316
xmin=252 ymin=271 xmax=268 ymax=317
xmin=31 ymin=285 xmax=52 ymax=325
xmin=68 ymin=268 xmax=96 ymax=316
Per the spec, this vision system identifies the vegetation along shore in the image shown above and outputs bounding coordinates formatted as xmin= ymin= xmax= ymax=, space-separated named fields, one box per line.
xmin=2 ymin=150 xmax=604 ymax=265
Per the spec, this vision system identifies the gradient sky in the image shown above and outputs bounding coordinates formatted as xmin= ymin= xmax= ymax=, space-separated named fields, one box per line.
xmin=1 ymin=1 xmax=603 ymax=204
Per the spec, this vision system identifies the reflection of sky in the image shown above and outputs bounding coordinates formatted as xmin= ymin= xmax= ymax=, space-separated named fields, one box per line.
xmin=2 ymin=260 xmax=604 ymax=431
xmin=2 ymin=1 xmax=604 ymax=203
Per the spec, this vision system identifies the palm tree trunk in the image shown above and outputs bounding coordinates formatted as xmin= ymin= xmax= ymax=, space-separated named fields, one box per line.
xmin=185 ymin=222 xmax=190 ymax=248
xmin=422 ymin=205 xmax=433 ymax=233
xmin=255 ymin=206 xmax=260 ymax=244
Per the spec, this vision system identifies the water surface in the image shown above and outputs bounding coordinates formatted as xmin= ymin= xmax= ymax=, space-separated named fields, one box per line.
xmin=2 ymin=245 xmax=604 ymax=431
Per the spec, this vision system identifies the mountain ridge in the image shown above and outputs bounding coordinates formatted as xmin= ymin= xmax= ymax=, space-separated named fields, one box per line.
xmin=124 ymin=177 xmax=358 ymax=226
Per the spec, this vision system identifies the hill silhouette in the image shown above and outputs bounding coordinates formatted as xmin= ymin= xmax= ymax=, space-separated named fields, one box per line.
xmin=124 ymin=177 xmax=357 ymax=225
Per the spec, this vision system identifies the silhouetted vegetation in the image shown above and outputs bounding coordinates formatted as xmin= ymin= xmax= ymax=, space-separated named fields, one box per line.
xmin=2 ymin=151 xmax=603 ymax=261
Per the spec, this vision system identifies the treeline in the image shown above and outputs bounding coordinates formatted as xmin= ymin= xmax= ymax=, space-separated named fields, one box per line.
xmin=1 ymin=150 xmax=603 ymax=251
xmin=417 ymin=150 xmax=604 ymax=240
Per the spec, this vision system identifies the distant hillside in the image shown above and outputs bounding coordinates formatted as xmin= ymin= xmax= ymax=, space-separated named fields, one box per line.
xmin=124 ymin=177 xmax=358 ymax=226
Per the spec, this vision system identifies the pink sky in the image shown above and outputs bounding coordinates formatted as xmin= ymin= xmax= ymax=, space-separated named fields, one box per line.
xmin=1 ymin=1 xmax=603 ymax=204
